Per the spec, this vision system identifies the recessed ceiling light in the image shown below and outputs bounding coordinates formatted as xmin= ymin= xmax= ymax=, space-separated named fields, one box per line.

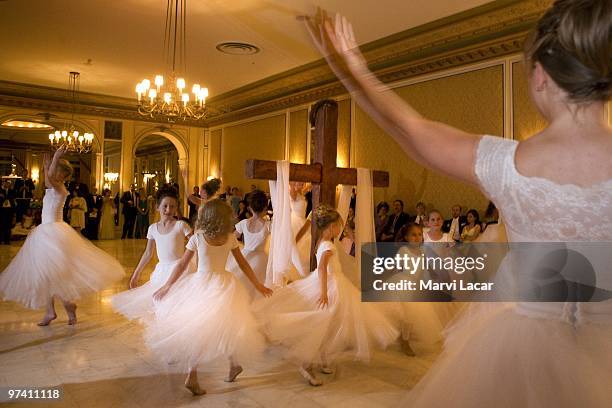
xmin=1 ymin=120 xmax=53 ymax=129
xmin=216 ymin=42 xmax=260 ymax=55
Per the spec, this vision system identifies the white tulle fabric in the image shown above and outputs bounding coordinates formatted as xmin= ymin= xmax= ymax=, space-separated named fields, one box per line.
xmin=144 ymin=233 xmax=265 ymax=371
xmin=290 ymin=193 xmax=311 ymax=276
xmin=111 ymin=221 xmax=193 ymax=320
xmin=253 ymin=240 xmax=399 ymax=364
xmin=406 ymin=135 xmax=612 ymax=407
xmin=266 ymin=161 xmax=304 ymax=286
xmin=0 ymin=188 xmax=124 ymax=309
xmin=226 ymin=218 xmax=270 ymax=300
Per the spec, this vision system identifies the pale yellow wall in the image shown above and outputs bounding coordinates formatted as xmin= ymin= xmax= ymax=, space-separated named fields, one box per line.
xmin=355 ymin=66 xmax=504 ymax=218
xmin=289 ymin=109 xmax=308 ymax=164
xmin=512 ymin=61 xmax=547 ymax=141
xmin=209 ymin=129 xmax=222 ymax=179
xmin=337 ymin=99 xmax=351 ymax=167
xmin=220 ymin=114 xmax=286 ymax=192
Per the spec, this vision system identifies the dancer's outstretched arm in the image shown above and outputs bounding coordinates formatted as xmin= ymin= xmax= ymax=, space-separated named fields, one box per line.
xmin=153 ymin=249 xmax=194 ymax=300
xmin=45 ymin=147 xmax=69 ymax=190
xmin=231 ymin=248 xmax=273 ymax=297
xmin=317 ymin=250 xmax=331 ymax=309
xmin=306 ymin=10 xmax=479 ymax=185
xmin=130 ymin=239 xmax=156 ymax=289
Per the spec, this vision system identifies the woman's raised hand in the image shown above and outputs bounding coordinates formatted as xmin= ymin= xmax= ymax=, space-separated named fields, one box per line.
xmin=304 ymin=8 xmax=371 ymax=90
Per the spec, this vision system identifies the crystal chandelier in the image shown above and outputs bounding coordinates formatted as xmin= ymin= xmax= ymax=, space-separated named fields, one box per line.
xmin=135 ymin=0 xmax=209 ymax=122
xmin=49 ymin=72 xmax=94 ymax=153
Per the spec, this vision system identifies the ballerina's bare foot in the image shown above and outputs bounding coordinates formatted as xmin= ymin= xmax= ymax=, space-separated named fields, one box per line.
xmin=401 ymin=338 xmax=416 ymax=356
xmin=37 ymin=313 xmax=57 ymax=326
xmin=299 ymin=366 xmax=322 ymax=386
xmin=65 ymin=303 xmax=77 ymax=325
xmin=225 ymin=365 xmax=243 ymax=382
xmin=184 ymin=380 xmax=206 ymax=396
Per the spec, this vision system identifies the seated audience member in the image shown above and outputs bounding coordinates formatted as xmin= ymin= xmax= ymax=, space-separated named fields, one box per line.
xmin=413 ymin=201 xmax=427 ymax=226
xmin=442 ymin=204 xmax=467 ymax=243
xmin=481 ymin=201 xmax=499 ymax=231
xmin=375 ymin=201 xmax=390 ymax=241
xmin=460 ymin=209 xmax=481 ymax=242
xmin=380 ymin=200 xmax=410 ymax=242
xmin=11 ymin=208 xmax=35 ymax=238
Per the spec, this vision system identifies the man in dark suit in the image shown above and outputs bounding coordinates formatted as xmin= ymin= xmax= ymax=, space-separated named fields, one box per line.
xmin=442 ymin=204 xmax=467 ymax=242
xmin=120 ymin=187 xmax=137 ymax=239
xmin=15 ymin=184 xmax=33 ymax=223
xmin=0 ymin=180 xmax=16 ymax=244
xmin=86 ymin=187 xmax=103 ymax=240
xmin=380 ymin=199 xmax=410 ymax=242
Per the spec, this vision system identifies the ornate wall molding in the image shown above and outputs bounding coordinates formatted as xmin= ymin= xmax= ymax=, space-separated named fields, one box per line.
xmin=0 ymin=0 xmax=551 ymax=128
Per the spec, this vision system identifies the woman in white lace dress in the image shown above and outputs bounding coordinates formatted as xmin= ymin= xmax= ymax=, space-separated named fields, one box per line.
xmin=306 ymin=1 xmax=611 ymax=406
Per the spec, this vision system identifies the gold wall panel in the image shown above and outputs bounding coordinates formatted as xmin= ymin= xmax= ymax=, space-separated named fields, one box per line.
xmin=209 ymin=129 xmax=222 ymax=179
xmin=221 ymin=115 xmax=286 ymax=191
xmin=355 ymin=66 xmax=503 ymax=218
xmin=289 ymin=110 xmax=308 ymax=164
xmin=337 ymin=99 xmax=351 ymax=167
xmin=512 ymin=61 xmax=547 ymax=141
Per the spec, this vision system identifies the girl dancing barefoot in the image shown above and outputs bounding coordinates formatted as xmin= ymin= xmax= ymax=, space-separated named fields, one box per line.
xmin=147 ymin=199 xmax=272 ymax=396
xmin=0 ymin=147 xmax=123 ymax=325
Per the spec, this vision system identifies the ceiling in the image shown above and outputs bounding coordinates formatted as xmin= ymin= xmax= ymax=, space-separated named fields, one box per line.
xmin=0 ymin=0 xmax=491 ymax=100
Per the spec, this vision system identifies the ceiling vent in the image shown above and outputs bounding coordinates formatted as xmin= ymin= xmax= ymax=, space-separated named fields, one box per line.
xmin=216 ymin=42 xmax=260 ymax=55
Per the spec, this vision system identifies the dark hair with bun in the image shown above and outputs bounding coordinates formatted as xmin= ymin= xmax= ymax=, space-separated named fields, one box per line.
xmin=155 ymin=185 xmax=179 ymax=206
xmin=525 ymin=0 xmax=611 ymax=103
xmin=247 ymin=190 xmax=268 ymax=213
xmin=203 ymin=178 xmax=221 ymax=197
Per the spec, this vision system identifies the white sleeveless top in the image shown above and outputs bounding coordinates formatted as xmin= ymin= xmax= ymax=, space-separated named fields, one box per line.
xmin=42 ymin=188 xmax=67 ymax=224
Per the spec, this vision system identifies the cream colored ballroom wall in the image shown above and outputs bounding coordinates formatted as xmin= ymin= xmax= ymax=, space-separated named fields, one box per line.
xmin=202 ymin=55 xmax=612 ymax=218
xmin=354 ymin=66 xmax=503 ymax=216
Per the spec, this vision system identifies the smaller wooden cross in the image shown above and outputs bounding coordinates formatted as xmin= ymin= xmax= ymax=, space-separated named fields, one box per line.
xmin=246 ymin=99 xmax=389 ymax=268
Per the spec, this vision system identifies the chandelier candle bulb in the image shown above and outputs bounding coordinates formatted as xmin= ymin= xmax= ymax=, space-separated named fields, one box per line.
xmin=163 ymin=92 xmax=171 ymax=103
xmin=142 ymin=79 xmax=150 ymax=91
xmin=192 ymin=84 xmax=200 ymax=95
xmin=148 ymin=89 xmax=157 ymax=102
xmin=155 ymin=75 xmax=163 ymax=89
xmin=177 ymin=78 xmax=186 ymax=90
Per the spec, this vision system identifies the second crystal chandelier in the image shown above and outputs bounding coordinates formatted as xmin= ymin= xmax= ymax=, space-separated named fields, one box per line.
xmin=135 ymin=0 xmax=209 ymax=122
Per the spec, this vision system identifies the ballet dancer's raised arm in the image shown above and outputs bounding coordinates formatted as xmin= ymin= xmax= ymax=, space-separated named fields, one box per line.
xmin=305 ymin=10 xmax=480 ymax=185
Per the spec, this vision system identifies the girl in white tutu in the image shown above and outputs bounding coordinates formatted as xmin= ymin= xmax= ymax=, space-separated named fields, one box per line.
xmin=147 ymin=198 xmax=273 ymax=396
xmin=0 ymin=147 xmax=124 ymax=325
xmin=226 ymin=190 xmax=270 ymax=301
xmin=290 ymin=181 xmax=311 ymax=277
xmin=111 ymin=186 xmax=192 ymax=320
xmin=254 ymin=205 xmax=399 ymax=386
xmin=307 ymin=2 xmax=612 ymax=406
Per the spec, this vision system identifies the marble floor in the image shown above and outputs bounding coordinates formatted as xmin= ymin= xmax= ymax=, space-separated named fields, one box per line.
xmin=0 ymin=238 xmax=438 ymax=407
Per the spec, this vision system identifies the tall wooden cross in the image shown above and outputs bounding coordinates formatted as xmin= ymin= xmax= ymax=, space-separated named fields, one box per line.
xmin=245 ymin=99 xmax=389 ymax=268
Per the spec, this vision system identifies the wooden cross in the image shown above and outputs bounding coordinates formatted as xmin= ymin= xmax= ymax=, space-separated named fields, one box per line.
xmin=245 ymin=99 xmax=389 ymax=268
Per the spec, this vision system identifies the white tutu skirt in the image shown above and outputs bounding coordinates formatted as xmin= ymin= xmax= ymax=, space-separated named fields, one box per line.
xmin=253 ymin=269 xmax=399 ymax=364
xmin=0 ymin=222 xmax=124 ymax=309
xmin=405 ymin=303 xmax=612 ymax=408
xmin=144 ymin=269 xmax=266 ymax=371
xmin=226 ymin=249 xmax=268 ymax=301
xmin=111 ymin=259 xmax=188 ymax=321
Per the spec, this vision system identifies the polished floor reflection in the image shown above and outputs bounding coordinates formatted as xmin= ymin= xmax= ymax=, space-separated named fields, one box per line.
xmin=0 ymin=239 xmax=437 ymax=407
